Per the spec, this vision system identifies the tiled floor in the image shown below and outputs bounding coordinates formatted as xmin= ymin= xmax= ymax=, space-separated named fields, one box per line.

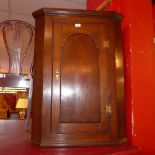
xmin=0 ymin=120 xmax=141 ymax=155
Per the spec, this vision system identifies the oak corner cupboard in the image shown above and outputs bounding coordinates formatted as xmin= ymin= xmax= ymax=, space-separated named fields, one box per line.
xmin=31 ymin=8 xmax=126 ymax=147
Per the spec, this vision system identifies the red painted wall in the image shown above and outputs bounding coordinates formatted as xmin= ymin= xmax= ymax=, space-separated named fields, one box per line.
xmin=87 ymin=0 xmax=155 ymax=155
xmin=153 ymin=5 xmax=155 ymax=34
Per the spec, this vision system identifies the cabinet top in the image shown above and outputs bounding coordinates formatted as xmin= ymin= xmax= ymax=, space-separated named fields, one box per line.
xmin=32 ymin=8 xmax=123 ymax=22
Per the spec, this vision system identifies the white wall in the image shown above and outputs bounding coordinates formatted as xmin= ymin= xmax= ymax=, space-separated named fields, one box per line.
xmin=0 ymin=0 xmax=86 ymax=25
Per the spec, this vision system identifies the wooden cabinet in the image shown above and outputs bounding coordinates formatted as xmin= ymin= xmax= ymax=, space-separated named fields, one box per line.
xmin=31 ymin=8 xmax=126 ymax=146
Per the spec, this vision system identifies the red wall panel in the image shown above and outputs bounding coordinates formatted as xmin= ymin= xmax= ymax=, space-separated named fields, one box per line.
xmin=87 ymin=0 xmax=103 ymax=10
xmin=152 ymin=5 xmax=155 ymax=34
xmin=87 ymin=0 xmax=155 ymax=155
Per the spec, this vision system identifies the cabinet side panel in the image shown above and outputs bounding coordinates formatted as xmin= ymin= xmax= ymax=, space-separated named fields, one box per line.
xmin=31 ymin=16 xmax=45 ymax=145
xmin=41 ymin=16 xmax=53 ymax=141
xmin=114 ymin=21 xmax=126 ymax=143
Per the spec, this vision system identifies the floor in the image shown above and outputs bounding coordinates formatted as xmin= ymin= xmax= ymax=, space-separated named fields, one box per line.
xmin=0 ymin=120 xmax=141 ymax=155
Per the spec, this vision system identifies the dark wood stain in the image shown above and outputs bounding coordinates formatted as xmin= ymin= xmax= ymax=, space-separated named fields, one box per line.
xmin=31 ymin=8 xmax=126 ymax=147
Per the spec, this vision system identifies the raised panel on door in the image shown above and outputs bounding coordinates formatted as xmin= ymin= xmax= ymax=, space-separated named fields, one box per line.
xmin=61 ymin=33 xmax=100 ymax=123
xmin=52 ymin=22 xmax=110 ymax=135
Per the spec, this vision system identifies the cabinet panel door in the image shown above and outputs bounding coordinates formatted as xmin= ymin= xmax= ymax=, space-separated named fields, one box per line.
xmin=52 ymin=23 xmax=110 ymax=134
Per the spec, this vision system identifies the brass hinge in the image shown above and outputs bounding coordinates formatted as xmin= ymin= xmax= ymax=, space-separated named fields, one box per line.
xmin=103 ymin=40 xmax=110 ymax=48
xmin=56 ymin=70 xmax=60 ymax=80
xmin=106 ymin=104 xmax=112 ymax=115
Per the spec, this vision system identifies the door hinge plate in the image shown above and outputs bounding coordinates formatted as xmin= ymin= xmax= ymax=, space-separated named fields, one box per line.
xmin=103 ymin=40 xmax=110 ymax=48
xmin=106 ymin=104 xmax=112 ymax=115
